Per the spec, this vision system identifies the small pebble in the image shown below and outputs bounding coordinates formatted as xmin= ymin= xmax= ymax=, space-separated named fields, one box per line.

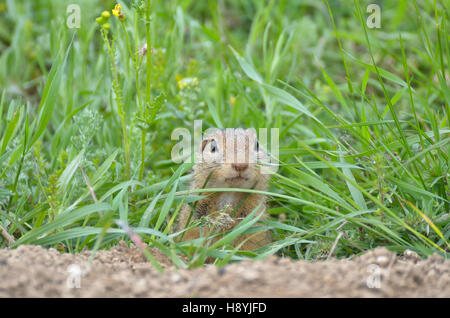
xmin=376 ymin=255 xmax=389 ymax=267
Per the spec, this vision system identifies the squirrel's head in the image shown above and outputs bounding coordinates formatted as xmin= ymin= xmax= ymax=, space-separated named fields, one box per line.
xmin=194 ymin=128 xmax=270 ymax=190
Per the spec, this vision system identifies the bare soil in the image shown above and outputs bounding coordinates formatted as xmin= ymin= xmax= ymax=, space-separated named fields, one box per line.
xmin=0 ymin=243 xmax=448 ymax=297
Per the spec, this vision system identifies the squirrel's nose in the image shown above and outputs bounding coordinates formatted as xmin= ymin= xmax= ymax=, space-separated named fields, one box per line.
xmin=232 ymin=163 xmax=248 ymax=171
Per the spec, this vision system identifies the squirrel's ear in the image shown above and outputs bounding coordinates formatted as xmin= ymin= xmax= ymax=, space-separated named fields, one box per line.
xmin=201 ymin=139 xmax=210 ymax=152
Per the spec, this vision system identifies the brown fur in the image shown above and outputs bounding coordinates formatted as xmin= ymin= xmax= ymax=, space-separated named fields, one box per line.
xmin=177 ymin=128 xmax=271 ymax=251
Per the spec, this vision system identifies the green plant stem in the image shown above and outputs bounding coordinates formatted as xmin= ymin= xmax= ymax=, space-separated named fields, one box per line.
xmin=119 ymin=20 xmax=135 ymax=66
xmin=141 ymin=0 xmax=152 ymax=182
xmin=135 ymin=11 xmax=146 ymax=182
xmin=145 ymin=0 xmax=152 ymax=107
xmin=101 ymin=28 xmax=130 ymax=179
xmin=119 ymin=13 xmax=146 ymax=182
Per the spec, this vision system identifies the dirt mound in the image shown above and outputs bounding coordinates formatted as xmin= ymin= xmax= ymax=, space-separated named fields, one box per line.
xmin=0 ymin=243 xmax=448 ymax=297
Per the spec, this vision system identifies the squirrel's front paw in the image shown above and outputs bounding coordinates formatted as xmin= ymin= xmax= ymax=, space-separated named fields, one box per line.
xmin=202 ymin=205 xmax=236 ymax=230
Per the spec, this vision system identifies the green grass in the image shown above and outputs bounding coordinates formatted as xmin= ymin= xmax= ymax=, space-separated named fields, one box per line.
xmin=0 ymin=0 xmax=448 ymax=269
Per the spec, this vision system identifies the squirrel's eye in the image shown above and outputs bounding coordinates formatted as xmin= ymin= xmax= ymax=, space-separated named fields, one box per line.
xmin=255 ymin=140 xmax=259 ymax=151
xmin=211 ymin=140 xmax=218 ymax=153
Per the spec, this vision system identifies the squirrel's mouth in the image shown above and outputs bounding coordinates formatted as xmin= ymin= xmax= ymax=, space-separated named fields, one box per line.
xmin=225 ymin=176 xmax=248 ymax=182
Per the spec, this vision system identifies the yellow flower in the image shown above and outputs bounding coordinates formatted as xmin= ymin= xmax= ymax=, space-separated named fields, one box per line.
xmin=112 ymin=3 xmax=122 ymax=17
xmin=229 ymin=96 xmax=236 ymax=107
xmin=177 ymin=80 xmax=187 ymax=90
xmin=177 ymin=77 xmax=199 ymax=90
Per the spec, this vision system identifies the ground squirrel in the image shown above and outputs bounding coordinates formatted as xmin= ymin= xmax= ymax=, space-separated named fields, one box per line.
xmin=177 ymin=128 xmax=272 ymax=251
